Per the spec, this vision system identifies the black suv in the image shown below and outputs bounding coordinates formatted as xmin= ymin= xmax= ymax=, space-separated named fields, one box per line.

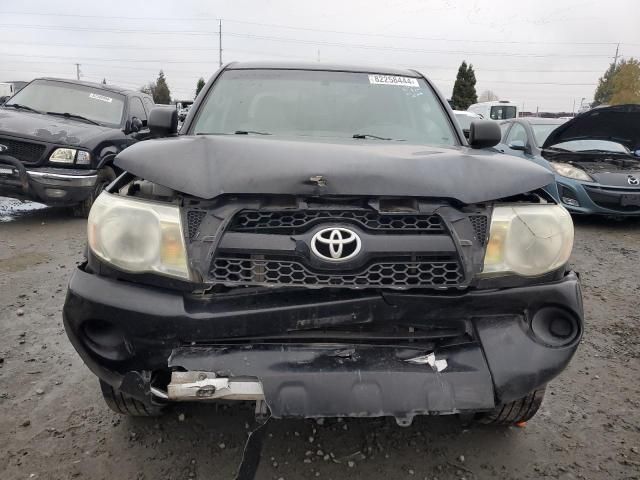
xmin=63 ymin=63 xmax=583 ymax=426
xmin=0 ymin=78 xmax=155 ymax=216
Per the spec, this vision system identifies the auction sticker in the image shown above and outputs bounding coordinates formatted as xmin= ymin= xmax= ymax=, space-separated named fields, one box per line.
xmin=368 ymin=74 xmax=419 ymax=87
xmin=89 ymin=93 xmax=113 ymax=103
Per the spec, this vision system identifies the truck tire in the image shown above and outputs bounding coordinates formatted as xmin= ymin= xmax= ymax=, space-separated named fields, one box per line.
xmin=99 ymin=379 xmax=165 ymax=417
xmin=73 ymin=166 xmax=116 ymax=218
xmin=479 ymin=388 xmax=546 ymax=425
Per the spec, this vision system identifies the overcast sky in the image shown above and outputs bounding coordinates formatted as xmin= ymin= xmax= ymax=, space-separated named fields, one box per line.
xmin=1 ymin=0 xmax=638 ymax=111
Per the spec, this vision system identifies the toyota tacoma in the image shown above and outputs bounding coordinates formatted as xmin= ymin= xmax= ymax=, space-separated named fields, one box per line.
xmin=63 ymin=62 xmax=582 ymax=426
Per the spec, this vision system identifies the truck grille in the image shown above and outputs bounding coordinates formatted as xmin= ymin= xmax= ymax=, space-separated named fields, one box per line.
xmin=211 ymin=255 xmax=463 ymax=289
xmin=229 ymin=209 xmax=444 ymax=233
xmin=0 ymin=137 xmax=46 ymax=163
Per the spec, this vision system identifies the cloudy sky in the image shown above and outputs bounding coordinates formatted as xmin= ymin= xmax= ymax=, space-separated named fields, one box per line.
xmin=1 ymin=0 xmax=638 ymax=111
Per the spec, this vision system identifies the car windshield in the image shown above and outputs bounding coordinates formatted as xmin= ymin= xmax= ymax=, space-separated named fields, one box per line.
xmin=5 ymin=79 xmax=125 ymax=127
xmin=551 ymin=139 xmax=630 ymax=154
xmin=490 ymin=105 xmax=517 ymax=120
xmin=531 ymin=123 xmax=563 ymax=146
xmin=192 ymin=69 xmax=457 ymax=146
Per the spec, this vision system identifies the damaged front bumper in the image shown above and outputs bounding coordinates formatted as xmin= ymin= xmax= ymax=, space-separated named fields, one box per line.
xmin=63 ymin=266 xmax=583 ymax=420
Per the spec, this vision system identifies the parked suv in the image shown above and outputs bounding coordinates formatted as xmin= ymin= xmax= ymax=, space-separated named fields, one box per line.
xmin=63 ymin=63 xmax=582 ymax=426
xmin=0 ymin=78 xmax=155 ymax=216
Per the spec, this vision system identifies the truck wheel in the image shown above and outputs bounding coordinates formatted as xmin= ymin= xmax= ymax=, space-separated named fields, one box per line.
xmin=99 ymin=379 xmax=165 ymax=417
xmin=478 ymin=388 xmax=546 ymax=425
xmin=72 ymin=166 xmax=116 ymax=218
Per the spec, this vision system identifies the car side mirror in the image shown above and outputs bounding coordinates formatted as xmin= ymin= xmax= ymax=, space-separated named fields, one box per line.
xmin=508 ymin=140 xmax=526 ymax=151
xmin=148 ymin=107 xmax=178 ymax=137
xmin=468 ymin=120 xmax=501 ymax=149
xmin=129 ymin=117 xmax=144 ymax=133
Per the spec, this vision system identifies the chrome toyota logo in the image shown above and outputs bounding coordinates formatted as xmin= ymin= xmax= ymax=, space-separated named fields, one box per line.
xmin=628 ymin=175 xmax=639 ymax=186
xmin=311 ymin=227 xmax=361 ymax=262
xmin=0 ymin=144 xmax=7 ymax=153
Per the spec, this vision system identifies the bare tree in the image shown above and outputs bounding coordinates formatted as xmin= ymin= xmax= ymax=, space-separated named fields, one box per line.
xmin=478 ymin=90 xmax=500 ymax=102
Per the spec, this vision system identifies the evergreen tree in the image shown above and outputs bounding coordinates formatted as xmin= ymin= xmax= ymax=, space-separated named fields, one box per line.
xmin=609 ymin=58 xmax=640 ymax=105
xmin=451 ymin=61 xmax=478 ymax=110
xmin=195 ymin=77 xmax=206 ymax=98
xmin=153 ymin=70 xmax=171 ymax=104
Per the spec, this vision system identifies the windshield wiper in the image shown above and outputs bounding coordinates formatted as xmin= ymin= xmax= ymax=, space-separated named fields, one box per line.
xmin=352 ymin=133 xmax=407 ymax=141
xmin=46 ymin=111 xmax=100 ymax=125
xmin=4 ymin=103 xmax=41 ymax=113
xmin=234 ymin=130 xmax=271 ymax=135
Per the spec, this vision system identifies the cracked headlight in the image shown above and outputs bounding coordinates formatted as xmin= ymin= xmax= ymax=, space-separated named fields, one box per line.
xmin=482 ymin=204 xmax=573 ymax=277
xmin=550 ymin=162 xmax=593 ymax=182
xmin=87 ymin=192 xmax=190 ymax=280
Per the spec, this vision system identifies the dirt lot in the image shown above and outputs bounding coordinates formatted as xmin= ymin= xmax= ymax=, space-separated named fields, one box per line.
xmin=0 ymin=197 xmax=638 ymax=480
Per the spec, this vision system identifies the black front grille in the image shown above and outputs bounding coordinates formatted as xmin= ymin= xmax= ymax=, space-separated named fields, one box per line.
xmin=230 ymin=210 xmax=444 ymax=233
xmin=210 ymin=255 xmax=463 ymax=289
xmin=186 ymin=210 xmax=207 ymax=238
xmin=469 ymin=215 xmax=489 ymax=245
xmin=584 ymin=186 xmax=640 ymax=212
xmin=0 ymin=137 xmax=46 ymax=163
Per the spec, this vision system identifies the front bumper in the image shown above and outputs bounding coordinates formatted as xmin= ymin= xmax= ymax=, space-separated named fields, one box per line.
xmin=63 ymin=267 xmax=583 ymax=419
xmin=557 ymin=178 xmax=640 ymax=215
xmin=0 ymin=155 xmax=96 ymax=205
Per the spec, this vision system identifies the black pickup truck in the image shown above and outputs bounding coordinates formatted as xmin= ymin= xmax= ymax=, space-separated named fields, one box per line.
xmin=63 ymin=62 xmax=582 ymax=427
xmin=0 ymin=78 xmax=155 ymax=216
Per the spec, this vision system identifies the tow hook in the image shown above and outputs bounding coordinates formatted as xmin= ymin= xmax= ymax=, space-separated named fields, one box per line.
xmin=166 ymin=371 xmax=264 ymax=401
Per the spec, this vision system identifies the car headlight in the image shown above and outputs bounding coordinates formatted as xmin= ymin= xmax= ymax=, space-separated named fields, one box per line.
xmin=482 ymin=204 xmax=573 ymax=277
xmin=88 ymin=192 xmax=191 ymax=280
xmin=550 ymin=162 xmax=593 ymax=182
xmin=49 ymin=148 xmax=91 ymax=165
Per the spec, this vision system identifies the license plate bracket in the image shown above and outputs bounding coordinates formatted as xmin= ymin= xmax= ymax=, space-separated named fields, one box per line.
xmin=620 ymin=194 xmax=640 ymax=207
xmin=0 ymin=167 xmax=15 ymax=175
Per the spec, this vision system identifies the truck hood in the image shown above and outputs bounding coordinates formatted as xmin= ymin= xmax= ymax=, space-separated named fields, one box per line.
xmin=0 ymin=108 xmax=116 ymax=145
xmin=543 ymin=104 xmax=640 ymax=152
xmin=115 ymin=135 xmax=554 ymax=204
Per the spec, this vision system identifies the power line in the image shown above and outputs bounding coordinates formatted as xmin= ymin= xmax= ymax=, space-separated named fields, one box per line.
xmin=0 ymin=10 xmax=638 ymax=46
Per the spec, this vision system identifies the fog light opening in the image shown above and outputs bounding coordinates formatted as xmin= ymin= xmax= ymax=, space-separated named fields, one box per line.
xmin=530 ymin=307 xmax=579 ymax=347
xmin=559 ymin=186 xmax=580 ymax=207
xmin=45 ymin=188 xmax=68 ymax=198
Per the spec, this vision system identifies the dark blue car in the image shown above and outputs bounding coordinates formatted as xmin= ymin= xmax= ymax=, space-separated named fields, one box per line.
xmin=497 ymin=104 xmax=640 ymax=215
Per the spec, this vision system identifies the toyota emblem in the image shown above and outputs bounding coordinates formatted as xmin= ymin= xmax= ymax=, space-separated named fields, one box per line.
xmin=628 ymin=175 xmax=639 ymax=186
xmin=311 ymin=227 xmax=362 ymax=262
xmin=0 ymin=144 xmax=8 ymax=153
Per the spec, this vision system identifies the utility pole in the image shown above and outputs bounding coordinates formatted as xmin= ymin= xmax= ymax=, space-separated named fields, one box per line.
xmin=218 ymin=19 xmax=222 ymax=68
xmin=75 ymin=63 xmax=81 ymax=80
xmin=613 ymin=43 xmax=620 ymax=67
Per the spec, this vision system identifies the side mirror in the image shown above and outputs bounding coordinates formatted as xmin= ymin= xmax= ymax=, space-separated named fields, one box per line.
xmin=508 ymin=140 xmax=526 ymax=151
xmin=148 ymin=107 xmax=178 ymax=137
xmin=129 ymin=117 xmax=143 ymax=133
xmin=468 ymin=120 xmax=502 ymax=149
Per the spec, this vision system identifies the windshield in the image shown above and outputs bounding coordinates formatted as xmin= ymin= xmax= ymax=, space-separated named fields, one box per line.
xmin=531 ymin=123 xmax=563 ymax=146
xmin=490 ymin=105 xmax=517 ymax=120
xmin=551 ymin=139 xmax=630 ymax=153
xmin=192 ymin=70 xmax=457 ymax=145
xmin=6 ymin=79 xmax=125 ymax=127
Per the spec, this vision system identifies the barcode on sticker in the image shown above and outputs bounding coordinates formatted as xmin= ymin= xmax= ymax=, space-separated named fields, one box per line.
xmin=89 ymin=93 xmax=113 ymax=103
xmin=368 ymin=75 xmax=419 ymax=87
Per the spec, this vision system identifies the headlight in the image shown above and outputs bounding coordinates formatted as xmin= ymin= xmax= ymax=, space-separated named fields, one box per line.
xmin=49 ymin=148 xmax=91 ymax=165
xmin=482 ymin=204 xmax=573 ymax=277
xmin=550 ymin=162 xmax=593 ymax=182
xmin=88 ymin=192 xmax=191 ymax=280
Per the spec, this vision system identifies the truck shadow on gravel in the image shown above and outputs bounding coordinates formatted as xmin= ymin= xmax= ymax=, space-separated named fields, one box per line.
xmin=114 ymin=402 xmax=531 ymax=480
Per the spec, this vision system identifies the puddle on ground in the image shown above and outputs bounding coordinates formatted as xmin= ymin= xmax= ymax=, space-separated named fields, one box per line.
xmin=0 ymin=197 xmax=48 ymax=222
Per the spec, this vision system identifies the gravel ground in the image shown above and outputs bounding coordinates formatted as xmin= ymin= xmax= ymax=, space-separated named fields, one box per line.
xmin=0 ymin=197 xmax=639 ymax=480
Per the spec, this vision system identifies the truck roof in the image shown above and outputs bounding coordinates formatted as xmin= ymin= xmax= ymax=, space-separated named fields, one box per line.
xmin=36 ymin=77 xmax=146 ymax=97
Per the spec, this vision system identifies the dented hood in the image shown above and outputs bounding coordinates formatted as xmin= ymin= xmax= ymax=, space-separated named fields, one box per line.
xmin=543 ymin=104 xmax=640 ymax=152
xmin=0 ymin=107 xmax=115 ymax=145
xmin=115 ymin=135 xmax=554 ymax=204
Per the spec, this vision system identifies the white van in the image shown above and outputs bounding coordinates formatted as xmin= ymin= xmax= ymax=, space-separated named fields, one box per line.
xmin=467 ymin=100 xmax=518 ymax=121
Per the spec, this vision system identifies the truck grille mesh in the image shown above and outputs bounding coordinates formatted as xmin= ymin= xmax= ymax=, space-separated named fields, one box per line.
xmin=0 ymin=137 xmax=46 ymax=163
xmin=210 ymin=256 xmax=463 ymax=289
xmin=229 ymin=210 xmax=444 ymax=233
xmin=469 ymin=215 xmax=489 ymax=245
xmin=186 ymin=210 xmax=207 ymax=238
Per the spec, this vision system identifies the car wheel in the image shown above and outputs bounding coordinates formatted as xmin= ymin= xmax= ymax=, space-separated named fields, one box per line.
xmin=72 ymin=166 xmax=116 ymax=218
xmin=99 ymin=379 xmax=165 ymax=417
xmin=478 ymin=388 xmax=546 ymax=425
